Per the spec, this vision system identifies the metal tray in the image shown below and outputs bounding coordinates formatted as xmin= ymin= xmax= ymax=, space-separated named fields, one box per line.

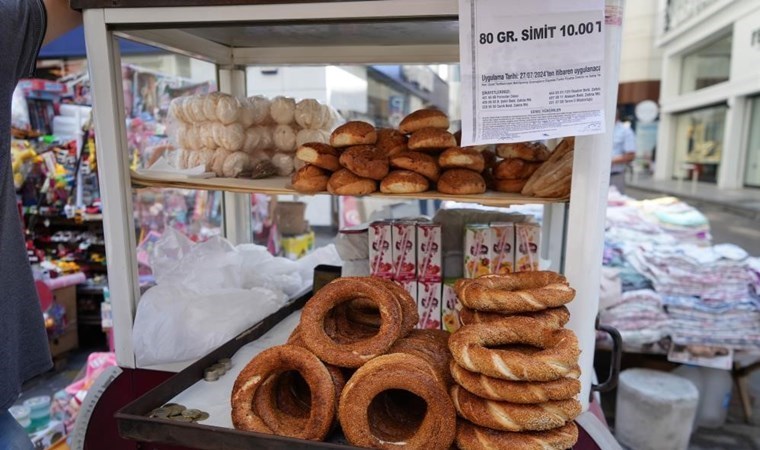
xmin=115 ymin=291 xmax=358 ymax=449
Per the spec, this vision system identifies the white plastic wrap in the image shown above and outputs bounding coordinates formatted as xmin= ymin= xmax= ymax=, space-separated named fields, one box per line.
xmin=294 ymin=99 xmax=326 ymax=129
xmin=132 ymin=229 xmax=340 ymax=367
xmin=270 ymin=96 xmax=296 ymax=125
xmin=216 ymin=95 xmax=242 ymax=125
xmin=215 ymin=123 xmax=245 ymax=151
xmin=188 ymin=95 xmax=207 ymax=123
xmin=295 ymin=128 xmax=329 ymax=147
xmin=238 ymin=98 xmax=256 ymax=128
xmin=185 ymin=125 xmax=201 ymax=151
xmin=187 ymin=148 xmax=215 ymax=171
xmin=203 ymin=92 xmax=223 ymax=122
xmin=211 ymin=149 xmax=232 ymax=177
xmin=168 ymin=96 xmax=187 ymax=124
xmin=271 ymin=152 xmax=294 ymax=176
xmin=222 ymin=151 xmax=252 ymax=178
xmin=248 ymin=95 xmax=272 ymax=125
xmin=199 ymin=122 xmax=217 ymax=149
xmin=254 ymin=125 xmax=274 ymax=152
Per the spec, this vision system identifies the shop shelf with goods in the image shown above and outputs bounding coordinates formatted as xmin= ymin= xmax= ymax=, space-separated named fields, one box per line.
xmin=79 ymin=0 xmax=625 ymax=442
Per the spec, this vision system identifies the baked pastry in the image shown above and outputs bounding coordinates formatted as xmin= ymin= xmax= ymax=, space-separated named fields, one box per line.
xmin=238 ymin=98 xmax=256 ymax=128
xmin=291 ymin=165 xmax=330 ymax=193
xmin=222 ymin=151 xmax=252 ymax=178
xmin=389 ymin=152 xmax=440 ymax=181
xmin=459 ymin=305 xmax=570 ymax=329
xmin=522 ymin=137 xmax=574 ymax=196
xmin=248 ymin=95 xmax=272 ymax=125
xmin=270 ymin=96 xmax=296 ymax=125
xmin=375 ymin=128 xmax=408 ymax=157
xmin=437 ymin=169 xmax=486 ymax=195
xmin=493 ymin=178 xmax=530 ymax=193
xmin=439 ymin=147 xmax=485 ymax=172
xmin=187 ymin=95 xmax=207 ymax=123
xmin=526 ymin=151 xmax=573 ymax=198
xmin=399 ymin=109 xmax=449 ymax=134
xmin=456 ymin=420 xmax=579 ymax=450
xmin=448 ymin=317 xmax=581 ymax=381
xmin=231 ymin=345 xmax=338 ymax=440
xmin=211 ymin=148 xmax=232 ymax=176
xmin=202 ymin=92 xmax=223 ymax=122
xmin=169 ymin=97 xmax=188 ymax=123
xmin=408 ymin=128 xmax=457 ymax=151
xmin=216 ymin=123 xmax=245 ymax=151
xmin=338 ymin=353 xmax=456 ymax=449
xmin=493 ymin=159 xmax=543 ymax=180
xmin=216 ymin=94 xmax=242 ymax=125
xmin=327 ymin=169 xmax=377 ymax=196
xmin=450 ymin=361 xmax=580 ymax=403
xmin=495 ymin=142 xmax=550 ymax=161
xmin=183 ymin=124 xmax=201 ymax=150
xmin=455 ymin=272 xmax=575 ymax=313
xmin=380 ymin=170 xmax=429 ymax=194
xmin=296 ymin=129 xmax=329 ymax=148
xmin=271 ymin=153 xmax=295 ymax=176
xmin=388 ymin=329 xmax=453 ymax=386
xmin=296 ymin=142 xmax=341 ymax=172
xmin=299 ymin=278 xmax=404 ymax=367
xmin=198 ymin=122 xmax=216 ymax=149
xmin=273 ymin=124 xmax=297 ymax=153
xmin=339 ymin=145 xmax=389 ymax=180
xmin=450 ymin=385 xmax=581 ymax=432
xmin=330 ymin=121 xmax=377 ymax=147
xmin=187 ymin=147 xmax=215 ymax=171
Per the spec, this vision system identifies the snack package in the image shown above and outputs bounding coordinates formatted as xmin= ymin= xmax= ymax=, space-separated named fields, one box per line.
xmin=515 ymin=222 xmax=541 ymax=272
xmin=392 ymin=221 xmax=417 ymax=281
xmin=464 ymin=224 xmax=491 ymax=278
xmin=368 ymin=221 xmax=393 ymax=279
xmin=398 ymin=279 xmax=418 ymax=305
xmin=417 ymin=280 xmax=442 ymax=329
xmin=490 ymin=222 xmax=515 ymax=275
xmin=441 ymin=279 xmax=460 ymax=333
xmin=417 ymin=222 xmax=442 ymax=281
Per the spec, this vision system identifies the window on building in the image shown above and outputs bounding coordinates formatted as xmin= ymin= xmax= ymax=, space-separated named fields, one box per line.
xmin=672 ymin=104 xmax=727 ymax=183
xmin=745 ymin=96 xmax=760 ymax=188
xmin=680 ymin=33 xmax=732 ymax=94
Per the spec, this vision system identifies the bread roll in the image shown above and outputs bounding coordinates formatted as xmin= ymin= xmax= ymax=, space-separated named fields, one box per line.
xmin=399 ymin=109 xmax=449 ymax=134
xmin=295 ymin=99 xmax=326 ymax=129
xmin=273 ymin=124 xmax=297 ymax=153
xmin=270 ymin=96 xmax=296 ymax=125
xmin=291 ymin=164 xmax=330 ymax=193
xmin=380 ymin=170 xmax=429 ymax=194
xmin=330 ymin=121 xmax=377 ymax=147
xmin=248 ymin=96 xmax=272 ymax=125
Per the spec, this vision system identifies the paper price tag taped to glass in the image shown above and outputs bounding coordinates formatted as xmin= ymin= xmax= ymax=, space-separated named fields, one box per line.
xmin=459 ymin=0 xmax=606 ymax=145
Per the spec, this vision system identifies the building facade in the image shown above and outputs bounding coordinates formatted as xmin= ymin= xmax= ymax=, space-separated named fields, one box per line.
xmin=655 ymin=0 xmax=760 ymax=188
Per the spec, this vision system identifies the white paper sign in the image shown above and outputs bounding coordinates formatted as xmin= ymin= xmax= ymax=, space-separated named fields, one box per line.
xmin=459 ymin=0 xmax=606 ymax=145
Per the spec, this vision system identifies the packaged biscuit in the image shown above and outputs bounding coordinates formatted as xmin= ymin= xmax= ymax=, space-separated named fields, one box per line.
xmin=490 ymin=222 xmax=515 ymax=275
xmin=392 ymin=221 xmax=417 ymax=281
xmin=441 ymin=279 xmax=461 ymax=333
xmin=464 ymin=224 xmax=491 ymax=279
xmin=417 ymin=222 xmax=442 ymax=281
xmin=417 ymin=280 xmax=442 ymax=330
xmin=515 ymin=222 xmax=541 ymax=272
xmin=368 ymin=221 xmax=393 ymax=279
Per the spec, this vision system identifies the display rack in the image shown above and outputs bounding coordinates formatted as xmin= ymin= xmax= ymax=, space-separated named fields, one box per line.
xmin=81 ymin=0 xmax=624 ymax=415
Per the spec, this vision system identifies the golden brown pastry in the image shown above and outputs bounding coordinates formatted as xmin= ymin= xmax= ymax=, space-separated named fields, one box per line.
xmin=375 ymin=128 xmax=408 ymax=157
xmin=327 ymin=168 xmax=377 ymax=196
xmin=495 ymin=142 xmax=550 ymax=161
xmin=408 ymin=128 xmax=457 ymax=151
xmin=456 ymin=420 xmax=579 ymax=450
xmin=330 ymin=121 xmax=377 ymax=147
xmin=493 ymin=178 xmax=529 ymax=193
xmin=339 ymin=145 xmax=389 ymax=180
xmin=296 ymin=142 xmax=341 ymax=172
xmin=380 ymin=170 xmax=429 ymax=194
xmin=439 ymin=147 xmax=486 ymax=172
xmin=291 ymin=164 xmax=330 ymax=194
xmin=493 ymin=159 xmax=543 ymax=180
xmin=399 ymin=109 xmax=449 ymax=134
xmin=389 ymin=151 xmax=440 ymax=182
xmin=437 ymin=169 xmax=486 ymax=195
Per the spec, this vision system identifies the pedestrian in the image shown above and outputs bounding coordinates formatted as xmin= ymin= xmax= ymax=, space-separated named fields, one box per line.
xmin=610 ymin=106 xmax=636 ymax=194
xmin=1 ymin=1 xmax=80 ymax=448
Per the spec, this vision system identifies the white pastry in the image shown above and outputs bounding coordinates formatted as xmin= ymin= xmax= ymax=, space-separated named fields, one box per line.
xmin=219 ymin=123 xmax=245 ymax=151
xmin=270 ymin=96 xmax=296 ymax=125
xmin=223 ymin=151 xmax=252 ymax=178
xmin=169 ymin=97 xmax=187 ymax=123
xmin=295 ymin=128 xmax=329 ymax=147
xmin=271 ymin=152 xmax=294 ymax=176
xmin=254 ymin=125 xmax=274 ymax=152
xmin=216 ymin=94 xmax=241 ymax=125
xmin=199 ymin=122 xmax=216 ymax=149
xmin=211 ymin=148 xmax=232 ymax=176
xmin=248 ymin=95 xmax=272 ymax=125
xmin=295 ymin=99 xmax=325 ymax=130
xmin=188 ymin=95 xmax=207 ymax=123
xmin=203 ymin=92 xmax=223 ymax=122
xmin=273 ymin=124 xmax=297 ymax=153
xmin=238 ymin=98 xmax=256 ymax=128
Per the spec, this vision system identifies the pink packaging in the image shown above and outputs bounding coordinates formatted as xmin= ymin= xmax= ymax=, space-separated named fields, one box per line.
xmin=392 ymin=221 xmax=417 ymax=281
xmin=490 ymin=222 xmax=515 ymax=275
xmin=441 ymin=279 xmax=460 ymax=332
xmin=399 ymin=279 xmax=418 ymax=304
xmin=464 ymin=224 xmax=491 ymax=279
xmin=369 ymin=221 xmax=393 ymax=279
xmin=417 ymin=222 xmax=442 ymax=281
xmin=515 ymin=222 xmax=541 ymax=272
xmin=417 ymin=280 xmax=442 ymax=329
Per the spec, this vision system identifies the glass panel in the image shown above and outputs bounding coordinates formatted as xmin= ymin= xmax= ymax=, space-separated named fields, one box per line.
xmin=744 ymin=97 xmax=760 ymax=188
xmin=680 ymin=33 xmax=732 ymax=94
xmin=672 ymin=104 xmax=727 ymax=184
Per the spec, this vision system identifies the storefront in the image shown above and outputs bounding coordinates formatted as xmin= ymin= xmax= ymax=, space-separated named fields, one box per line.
xmin=655 ymin=0 xmax=760 ymax=189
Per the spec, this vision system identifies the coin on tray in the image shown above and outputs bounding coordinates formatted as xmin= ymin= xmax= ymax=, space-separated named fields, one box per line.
xmin=195 ymin=411 xmax=210 ymax=422
xmin=182 ymin=409 xmax=202 ymax=419
xmin=171 ymin=416 xmax=194 ymax=423
xmin=149 ymin=408 xmax=169 ymax=418
xmin=166 ymin=404 xmax=186 ymax=416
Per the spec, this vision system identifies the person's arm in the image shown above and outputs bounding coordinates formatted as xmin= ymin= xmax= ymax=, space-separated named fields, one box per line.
xmin=43 ymin=0 xmax=82 ymax=45
xmin=612 ymin=127 xmax=636 ymax=164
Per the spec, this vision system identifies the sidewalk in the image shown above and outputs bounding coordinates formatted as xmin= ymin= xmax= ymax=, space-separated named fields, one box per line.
xmin=627 ymin=174 xmax=760 ymax=220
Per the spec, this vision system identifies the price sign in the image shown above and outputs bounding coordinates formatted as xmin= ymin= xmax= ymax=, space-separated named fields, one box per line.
xmin=459 ymin=0 xmax=606 ymax=145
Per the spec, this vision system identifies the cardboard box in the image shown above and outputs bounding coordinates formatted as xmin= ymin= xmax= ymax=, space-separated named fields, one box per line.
xmin=515 ymin=222 xmax=541 ymax=272
xmin=398 ymin=279 xmax=418 ymax=304
xmin=417 ymin=222 xmax=442 ymax=281
xmin=368 ymin=221 xmax=393 ymax=279
xmin=391 ymin=221 xmax=417 ymax=281
xmin=490 ymin=222 xmax=515 ymax=275
xmin=464 ymin=224 xmax=491 ymax=278
xmin=441 ymin=279 xmax=460 ymax=332
xmin=417 ymin=280 xmax=442 ymax=329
